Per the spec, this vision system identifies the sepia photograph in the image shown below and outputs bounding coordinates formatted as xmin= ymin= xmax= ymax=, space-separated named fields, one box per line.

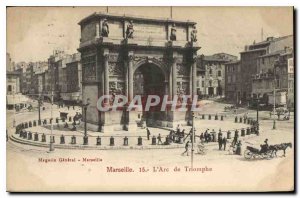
xmin=5 ymin=6 xmax=294 ymax=192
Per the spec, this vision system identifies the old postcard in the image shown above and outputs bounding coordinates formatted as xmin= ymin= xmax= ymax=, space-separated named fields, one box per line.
xmin=6 ymin=6 xmax=294 ymax=192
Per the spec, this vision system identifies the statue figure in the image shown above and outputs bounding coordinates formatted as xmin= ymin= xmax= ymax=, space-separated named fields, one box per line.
xmin=126 ymin=20 xmax=134 ymax=39
xmin=191 ymin=25 xmax=197 ymax=42
xmin=101 ymin=19 xmax=109 ymax=37
xmin=170 ymin=23 xmax=176 ymax=41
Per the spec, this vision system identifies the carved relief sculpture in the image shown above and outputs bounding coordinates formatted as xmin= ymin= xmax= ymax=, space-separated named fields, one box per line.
xmin=126 ymin=20 xmax=134 ymax=39
xmin=108 ymin=62 xmax=124 ymax=76
xmin=191 ymin=25 xmax=197 ymax=42
xmin=101 ymin=19 xmax=109 ymax=37
xmin=170 ymin=23 xmax=176 ymax=41
xmin=176 ymin=63 xmax=189 ymax=76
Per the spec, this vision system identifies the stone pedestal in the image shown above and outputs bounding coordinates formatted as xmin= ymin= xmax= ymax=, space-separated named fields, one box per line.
xmin=126 ymin=111 xmax=140 ymax=132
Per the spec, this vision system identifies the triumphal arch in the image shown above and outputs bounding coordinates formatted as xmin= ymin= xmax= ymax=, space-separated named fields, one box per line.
xmin=78 ymin=13 xmax=200 ymax=132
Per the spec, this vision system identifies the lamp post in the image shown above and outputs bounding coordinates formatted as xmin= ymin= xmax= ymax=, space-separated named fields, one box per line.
xmin=49 ymin=91 xmax=54 ymax=151
xmin=191 ymin=111 xmax=195 ymax=168
xmin=272 ymin=70 xmax=276 ymax=130
xmin=83 ymin=98 xmax=90 ymax=145
xmin=38 ymin=94 xmax=42 ymax=124
xmin=13 ymin=90 xmax=16 ymax=127
xmin=255 ymin=96 xmax=260 ymax=136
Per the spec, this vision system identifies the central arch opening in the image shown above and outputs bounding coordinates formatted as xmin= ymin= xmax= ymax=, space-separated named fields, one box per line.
xmin=133 ymin=63 xmax=166 ymax=125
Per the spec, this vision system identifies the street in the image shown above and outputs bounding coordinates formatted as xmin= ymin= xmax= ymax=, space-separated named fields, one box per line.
xmin=6 ymin=100 xmax=294 ymax=192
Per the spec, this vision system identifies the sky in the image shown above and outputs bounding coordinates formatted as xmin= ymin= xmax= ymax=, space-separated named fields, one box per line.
xmin=7 ymin=6 xmax=293 ymax=63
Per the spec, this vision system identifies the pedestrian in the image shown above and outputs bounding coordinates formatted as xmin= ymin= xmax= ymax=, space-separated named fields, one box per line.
xmin=236 ymin=140 xmax=242 ymax=155
xmin=157 ymin=133 xmax=163 ymax=145
xmin=146 ymin=128 xmax=151 ymax=140
xmin=200 ymin=133 xmax=204 ymax=141
xmin=218 ymin=134 xmax=223 ymax=150
xmin=232 ymin=133 xmax=239 ymax=146
xmin=222 ymin=137 xmax=227 ymax=151
xmin=217 ymin=129 xmax=222 ymax=142
xmin=176 ymin=124 xmax=180 ymax=134
xmin=67 ymin=105 xmax=70 ymax=110
xmin=204 ymin=129 xmax=209 ymax=143
xmin=73 ymin=105 xmax=75 ymax=110
xmin=181 ymin=141 xmax=190 ymax=156
xmin=181 ymin=129 xmax=185 ymax=139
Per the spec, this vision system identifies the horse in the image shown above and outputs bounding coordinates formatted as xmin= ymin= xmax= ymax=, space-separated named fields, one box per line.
xmin=269 ymin=142 xmax=292 ymax=157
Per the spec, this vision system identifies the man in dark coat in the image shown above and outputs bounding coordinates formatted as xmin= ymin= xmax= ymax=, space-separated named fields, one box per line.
xmin=204 ymin=129 xmax=209 ymax=143
xmin=157 ymin=134 xmax=163 ymax=145
xmin=146 ymin=128 xmax=151 ymax=140
xmin=218 ymin=133 xmax=223 ymax=150
xmin=222 ymin=137 xmax=227 ymax=151
xmin=217 ymin=129 xmax=222 ymax=142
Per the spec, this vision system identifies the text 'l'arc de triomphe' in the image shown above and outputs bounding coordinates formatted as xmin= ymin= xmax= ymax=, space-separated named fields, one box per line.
xmin=78 ymin=13 xmax=200 ymax=132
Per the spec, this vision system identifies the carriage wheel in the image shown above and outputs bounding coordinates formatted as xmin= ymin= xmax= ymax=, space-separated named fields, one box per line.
xmin=244 ymin=150 xmax=252 ymax=159
xmin=267 ymin=151 xmax=274 ymax=159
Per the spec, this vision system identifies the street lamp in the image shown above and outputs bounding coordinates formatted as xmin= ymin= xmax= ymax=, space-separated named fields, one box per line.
xmin=83 ymin=98 xmax=90 ymax=145
xmin=191 ymin=111 xmax=195 ymax=168
xmin=253 ymin=96 xmax=261 ymax=136
xmin=38 ymin=94 xmax=42 ymax=125
xmin=49 ymin=91 xmax=55 ymax=152
xmin=12 ymin=89 xmax=16 ymax=127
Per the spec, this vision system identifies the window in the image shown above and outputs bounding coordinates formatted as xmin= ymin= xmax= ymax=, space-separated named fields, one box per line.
xmin=209 ymin=68 xmax=212 ymax=75
xmin=209 ymin=80 xmax=212 ymax=87
xmin=218 ymin=70 xmax=221 ymax=77
xmin=232 ymin=76 xmax=236 ymax=83
xmin=228 ymin=76 xmax=231 ymax=83
xmin=197 ymin=80 xmax=200 ymax=87
xmin=7 ymin=85 xmax=12 ymax=92
xmin=202 ymin=81 xmax=204 ymax=87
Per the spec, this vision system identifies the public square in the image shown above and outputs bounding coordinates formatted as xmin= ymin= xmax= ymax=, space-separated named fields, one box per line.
xmin=6 ymin=7 xmax=294 ymax=192
xmin=6 ymin=98 xmax=294 ymax=192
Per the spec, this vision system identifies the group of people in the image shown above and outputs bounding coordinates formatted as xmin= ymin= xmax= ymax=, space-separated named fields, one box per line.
xmin=199 ymin=129 xmax=215 ymax=143
xmin=217 ymin=130 xmax=228 ymax=151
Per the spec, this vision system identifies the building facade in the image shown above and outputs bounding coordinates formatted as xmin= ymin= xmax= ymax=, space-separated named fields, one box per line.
xmin=224 ymin=60 xmax=241 ymax=104
xmin=78 ymin=13 xmax=200 ymax=132
xmin=196 ymin=53 xmax=237 ymax=98
xmin=240 ymin=35 xmax=293 ymax=103
xmin=62 ymin=53 xmax=82 ymax=104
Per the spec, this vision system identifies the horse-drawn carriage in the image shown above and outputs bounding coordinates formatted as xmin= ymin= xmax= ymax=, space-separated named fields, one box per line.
xmin=244 ymin=145 xmax=273 ymax=160
xmin=244 ymin=142 xmax=292 ymax=160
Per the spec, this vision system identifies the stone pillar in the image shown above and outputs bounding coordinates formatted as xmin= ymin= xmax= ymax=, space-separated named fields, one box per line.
xmin=104 ymin=50 xmax=109 ymax=103
xmin=192 ymin=55 xmax=197 ymax=97
xmin=128 ymin=52 xmax=134 ymax=102
xmin=127 ymin=52 xmax=137 ymax=132
xmin=172 ymin=57 xmax=177 ymax=98
xmin=125 ymin=61 xmax=129 ymax=98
